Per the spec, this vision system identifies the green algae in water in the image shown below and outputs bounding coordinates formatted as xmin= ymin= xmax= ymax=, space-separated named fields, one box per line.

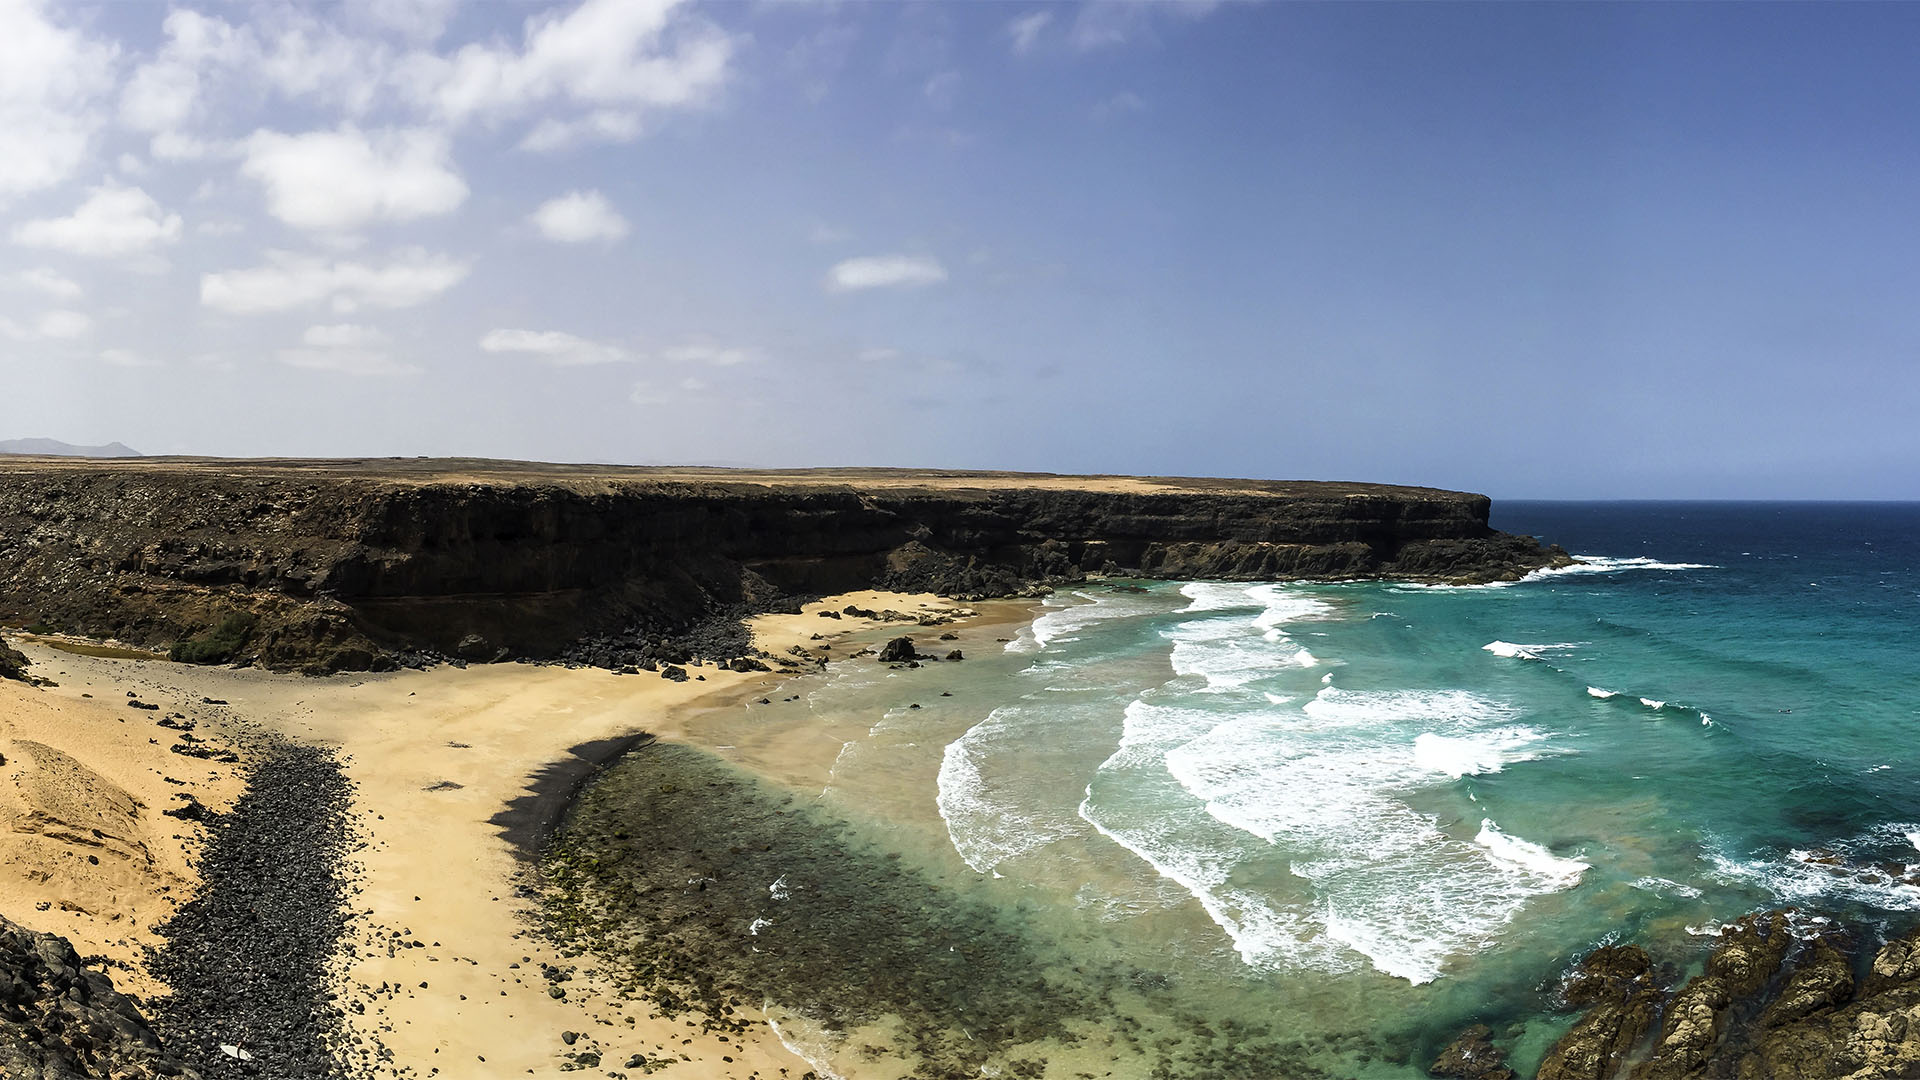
xmin=542 ymin=741 xmax=1380 ymax=1080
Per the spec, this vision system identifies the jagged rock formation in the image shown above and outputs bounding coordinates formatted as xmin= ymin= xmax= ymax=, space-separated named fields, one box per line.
xmin=0 ymin=458 xmax=1566 ymax=672
xmin=1448 ymin=913 xmax=1920 ymax=1080
xmin=0 ymin=915 xmax=200 ymax=1079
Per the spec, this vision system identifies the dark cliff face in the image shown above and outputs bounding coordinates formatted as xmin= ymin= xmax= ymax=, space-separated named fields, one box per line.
xmin=0 ymin=459 xmax=1564 ymax=671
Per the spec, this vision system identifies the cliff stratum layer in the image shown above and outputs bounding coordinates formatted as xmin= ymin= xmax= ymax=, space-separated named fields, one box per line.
xmin=0 ymin=458 xmax=1563 ymax=671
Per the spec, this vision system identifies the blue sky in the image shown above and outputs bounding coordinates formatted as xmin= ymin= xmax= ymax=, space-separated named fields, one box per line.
xmin=0 ymin=0 xmax=1916 ymax=498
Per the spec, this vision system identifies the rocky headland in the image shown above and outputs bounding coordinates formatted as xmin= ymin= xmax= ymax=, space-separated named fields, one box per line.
xmin=1434 ymin=911 xmax=1920 ymax=1080
xmin=0 ymin=457 xmax=1566 ymax=673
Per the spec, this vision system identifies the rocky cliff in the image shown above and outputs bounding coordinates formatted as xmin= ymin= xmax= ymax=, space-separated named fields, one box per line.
xmin=0 ymin=458 xmax=1564 ymax=672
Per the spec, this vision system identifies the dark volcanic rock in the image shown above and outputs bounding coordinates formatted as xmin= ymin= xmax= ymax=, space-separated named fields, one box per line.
xmin=1535 ymin=945 xmax=1665 ymax=1080
xmin=1429 ymin=1023 xmax=1514 ymax=1079
xmin=1537 ymin=913 xmax=1920 ymax=1080
xmin=147 ymin=743 xmax=360 ymax=1079
xmin=1757 ymin=939 xmax=1853 ymax=1029
xmin=0 ymin=638 xmax=28 ymax=682
xmin=1631 ymin=911 xmax=1791 ymax=1080
xmin=0 ymin=915 xmax=200 ymax=1079
xmin=877 ymin=636 xmax=918 ymax=663
xmin=1743 ymin=923 xmax=1920 ymax=1080
xmin=0 ymin=459 xmax=1565 ymax=672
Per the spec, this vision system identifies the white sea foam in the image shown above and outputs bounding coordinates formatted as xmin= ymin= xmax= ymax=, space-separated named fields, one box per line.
xmin=1640 ymin=698 xmax=1667 ymax=710
xmin=1708 ymin=823 xmax=1920 ymax=911
xmin=748 ymin=917 xmax=773 ymax=936
xmin=765 ymin=1014 xmax=849 ymax=1080
xmin=1162 ymin=585 xmax=1333 ymax=692
xmin=1006 ymin=590 xmax=1159 ymax=653
xmin=1630 ymin=876 xmax=1704 ymax=899
xmin=1413 ymin=728 xmax=1551 ymax=779
xmin=769 ymin=875 xmax=792 ymax=901
xmin=1483 ymin=641 xmax=1537 ymax=660
xmin=1129 ymin=685 xmax=1582 ymax=984
xmin=1483 ymin=640 xmax=1581 ymax=661
xmin=936 ymin=706 xmax=1077 ymax=873
xmin=1587 ymin=687 xmax=1619 ymax=699
xmin=1523 ymin=555 xmax=1718 ymax=581
xmin=1475 ymin=820 xmax=1589 ymax=888
xmin=1909 ymin=831 xmax=1920 ymax=853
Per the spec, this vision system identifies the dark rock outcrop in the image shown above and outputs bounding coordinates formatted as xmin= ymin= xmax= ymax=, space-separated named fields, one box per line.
xmin=877 ymin=637 xmax=919 ymax=663
xmin=1 ymin=637 xmax=29 ymax=682
xmin=0 ymin=459 xmax=1566 ymax=672
xmin=1430 ymin=1023 xmax=1515 ymax=1079
xmin=1741 ymin=924 xmax=1920 ymax=1079
xmin=0 ymin=915 xmax=200 ymax=1079
xmin=1536 ymin=945 xmax=1666 ymax=1080
xmin=1630 ymin=911 xmax=1791 ymax=1080
xmin=1538 ymin=915 xmax=1920 ymax=1080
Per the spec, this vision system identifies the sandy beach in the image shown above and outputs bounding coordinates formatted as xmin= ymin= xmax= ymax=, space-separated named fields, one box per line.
xmin=0 ymin=589 xmax=999 ymax=1078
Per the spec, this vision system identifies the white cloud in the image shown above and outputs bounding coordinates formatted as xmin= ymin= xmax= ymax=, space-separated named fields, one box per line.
xmin=528 ymin=190 xmax=629 ymax=244
xmin=242 ymin=126 xmax=468 ymax=231
xmin=924 ymin=71 xmax=960 ymax=110
xmin=662 ymin=342 xmax=757 ymax=366
xmin=0 ymin=0 xmax=118 ymax=201
xmin=399 ymin=0 xmax=734 ymax=138
xmin=38 ymin=309 xmax=91 ymax=339
xmin=826 ymin=254 xmax=948 ymax=293
xmin=201 ymin=248 xmax=471 ymax=313
xmin=479 ymin=328 xmax=628 ymax=365
xmin=808 ymin=222 xmax=850 ymax=245
xmin=1092 ymin=90 xmax=1146 ymax=122
xmin=119 ymin=11 xmax=246 ymax=135
xmin=5 ymin=267 xmax=82 ymax=299
xmin=120 ymin=9 xmax=390 ymax=146
xmin=303 ymin=322 xmax=389 ymax=347
xmin=100 ymin=347 xmax=160 ymax=367
xmin=345 ymin=0 xmax=460 ymax=42
xmin=12 ymin=184 xmax=184 ymax=257
xmin=518 ymin=110 xmax=641 ymax=152
xmin=279 ymin=347 xmax=418 ymax=376
xmin=1006 ymin=11 xmax=1052 ymax=55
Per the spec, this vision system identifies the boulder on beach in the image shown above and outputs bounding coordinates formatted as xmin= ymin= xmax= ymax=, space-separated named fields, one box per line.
xmin=877 ymin=637 xmax=918 ymax=663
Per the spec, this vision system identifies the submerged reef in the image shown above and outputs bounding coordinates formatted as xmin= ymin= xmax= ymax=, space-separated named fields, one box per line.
xmin=541 ymin=741 xmax=1401 ymax=1080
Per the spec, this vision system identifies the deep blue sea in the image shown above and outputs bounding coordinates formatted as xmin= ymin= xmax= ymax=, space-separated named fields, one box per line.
xmin=657 ymin=503 xmax=1920 ymax=1078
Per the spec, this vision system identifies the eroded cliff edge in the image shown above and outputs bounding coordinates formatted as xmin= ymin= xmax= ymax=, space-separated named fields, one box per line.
xmin=0 ymin=458 xmax=1565 ymax=671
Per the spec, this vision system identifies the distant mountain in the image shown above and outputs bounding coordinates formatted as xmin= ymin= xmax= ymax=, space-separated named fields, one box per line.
xmin=0 ymin=438 xmax=142 ymax=458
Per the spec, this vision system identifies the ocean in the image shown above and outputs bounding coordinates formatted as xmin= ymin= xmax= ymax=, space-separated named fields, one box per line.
xmin=555 ymin=502 xmax=1920 ymax=1079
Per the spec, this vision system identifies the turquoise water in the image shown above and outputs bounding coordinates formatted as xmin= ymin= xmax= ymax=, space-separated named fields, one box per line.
xmin=607 ymin=503 xmax=1920 ymax=1077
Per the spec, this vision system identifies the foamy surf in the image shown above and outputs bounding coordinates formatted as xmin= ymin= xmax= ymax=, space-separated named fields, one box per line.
xmin=1523 ymin=555 xmax=1718 ymax=581
xmin=1122 ymin=679 xmax=1580 ymax=984
xmin=1413 ymin=728 xmax=1552 ymax=779
xmin=1475 ymin=820 xmax=1589 ymax=889
xmin=1707 ymin=824 xmax=1920 ymax=911
xmin=1482 ymin=640 xmax=1580 ymax=661
xmin=936 ymin=705 xmax=1082 ymax=874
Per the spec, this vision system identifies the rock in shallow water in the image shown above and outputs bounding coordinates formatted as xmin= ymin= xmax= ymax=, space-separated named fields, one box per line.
xmin=1428 ymin=1023 xmax=1514 ymax=1079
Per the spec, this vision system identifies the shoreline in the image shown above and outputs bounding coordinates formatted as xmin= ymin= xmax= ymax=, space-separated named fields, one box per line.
xmin=0 ymin=588 xmax=1008 ymax=1078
